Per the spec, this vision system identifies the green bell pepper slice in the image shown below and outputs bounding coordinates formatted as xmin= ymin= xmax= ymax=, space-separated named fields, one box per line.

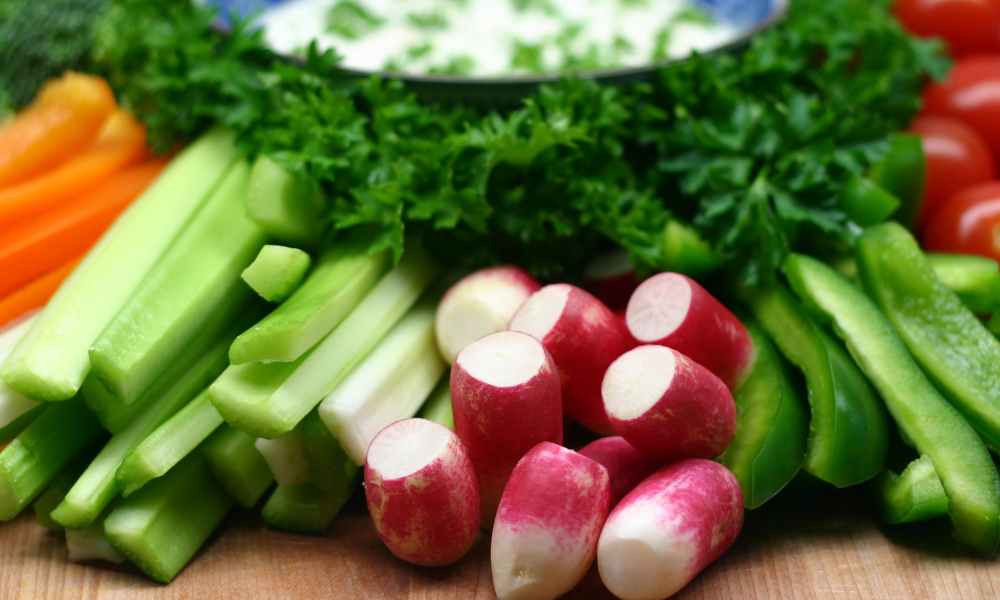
xmin=876 ymin=454 xmax=948 ymax=524
xmin=867 ymin=133 xmax=926 ymax=228
xmin=719 ymin=320 xmax=808 ymax=508
xmin=740 ymin=283 xmax=888 ymax=488
xmin=927 ymin=253 xmax=1000 ymax=315
xmin=785 ymin=252 xmax=1000 ymax=554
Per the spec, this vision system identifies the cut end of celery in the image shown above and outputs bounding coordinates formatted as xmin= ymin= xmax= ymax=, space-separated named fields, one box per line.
xmin=87 ymin=349 xmax=136 ymax=406
xmin=116 ymin=455 xmax=156 ymax=498
xmin=0 ymin=453 xmax=26 ymax=522
xmin=228 ymin=323 xmax=305 ymax=366
xmin=0 ymin=360 xmax=79 ymax=403
xmin=209 ymin=367 xmax=299 ymax=440
xmin=261 ymin=483 xmax=344 ymax=534
xmin=241 ymin=245 xmax=312 ymax=303
xmin=50 ymin=498 xmax=99 ymax=531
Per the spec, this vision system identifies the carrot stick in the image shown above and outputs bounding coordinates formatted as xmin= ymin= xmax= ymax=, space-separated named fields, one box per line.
xmin=0 ymin=73 xmax=117 ymax=189
xmin=0 ymin=257 xmax=82 ymax=330
xmin=0 ymin=109 xmax=149 ymax=231
xmin=0 ymin=160 xmax=167 ymax=300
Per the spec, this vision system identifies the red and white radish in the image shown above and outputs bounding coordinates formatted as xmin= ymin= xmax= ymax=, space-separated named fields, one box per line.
xmin=491 ymin=442 xmax=610 ymax=600
xmin=582 ymin=249 xmax=641 ymax=311
xmin=597 ymin=459 xmax=744 ymax=600
xmin=435 ymin=266 xmax=541 ymax=364
xmin=602 ymin=345 xmax=737 ymax=462
xmin=364 ymin=418 xmax=481 ymax=567
xmin=451 ymin=330 xmax=563 ymax=529
xmin=509 ymin=284 xmax=636 ymax=435
xmin=578 ymin=436 xmax=663 ymax=509
xmin=625 ymin=272 xmax=752 ymax=389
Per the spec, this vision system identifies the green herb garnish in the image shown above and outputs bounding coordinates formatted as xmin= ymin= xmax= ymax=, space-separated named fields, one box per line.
xmin=326 ymin=0 xmax=384 ymax=40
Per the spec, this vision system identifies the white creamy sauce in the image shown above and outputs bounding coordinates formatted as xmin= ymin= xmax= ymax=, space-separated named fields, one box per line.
xmin=257 ymin=0 xmax=745 ymax=77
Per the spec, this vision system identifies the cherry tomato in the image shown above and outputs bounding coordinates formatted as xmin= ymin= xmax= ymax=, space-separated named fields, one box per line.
xmin=923 ymin=56 xmax=1000 ymax=165
xmin=922 ymin=182 xmax=1000 ymax=260
xmin=909 ymin=115 xmax=996 ymax=230
xmin=894 ymin=0 xmax=1000 ymax=58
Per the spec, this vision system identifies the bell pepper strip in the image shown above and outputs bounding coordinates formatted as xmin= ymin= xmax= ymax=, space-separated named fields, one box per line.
xmin=0 ymin=72 xmax=117 ymax=189
xmin=840 ymin=175 xmax=900 ymax=227
xmin=740 ymin=283 xmax=889 ymax=488
xmin=857 ymin=223 xmax=1000 ymax=454
xmin=0 ymin=160 xmax=166 ymax=300
xmin=661 ymin=220 xmax=723 ymax=278
xmin=0 ymin=109 xmax=149 ymax=232
xmin=876 ymin=454 xmax=949 ymax=524
xmin=867 ymin=133 xmax=926 ymax=229
xmin=926 ymin=253 xmax=1000 ymax=315
xmin=784 ymin=252 xmax=1000 ymax=554
xmin=0 ymin=257 xmax=81 ymax=330
xmin=719 ymin=320 xmax=809 ymax=509
xmin=104 ymin=453 xmax=234 ymax=583
xmin=199 ymin=424 xmax=274 ymax=509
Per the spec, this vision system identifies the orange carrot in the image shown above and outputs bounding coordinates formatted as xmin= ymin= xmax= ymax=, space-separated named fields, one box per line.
xmin=0 ymin=257 xmax=82 ymax=330
xmin=0 ymin=108 xmax=149 ymax=231
xmin=0 ymin=160 xmax=167 ymax=300
xmin=0 ymin=73 xmax=117 ymax=189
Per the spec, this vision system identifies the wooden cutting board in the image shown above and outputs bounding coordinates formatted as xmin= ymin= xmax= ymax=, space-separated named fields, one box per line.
xmin=0 ymin=485 xmax=996 ymax=600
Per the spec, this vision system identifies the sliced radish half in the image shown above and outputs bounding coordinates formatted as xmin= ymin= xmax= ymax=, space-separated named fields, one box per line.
xmin=510 ymin=284 xmax=636 ymax=435
xmin=451 ymin=331 xmax=563 ymax=529
xmin=625 ymin=273 xmax=752 ymax=389
xmin=365 ymin=418 xmax=480 ymax=567
xmin=602 ymin=345 xmax=737 ymax=462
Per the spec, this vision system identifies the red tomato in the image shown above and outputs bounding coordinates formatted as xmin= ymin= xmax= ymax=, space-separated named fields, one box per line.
xmin=922 ymin=182 xmax=1000 ymax=260
xmin=909 ymin=115 xmax=996 ymax=230
xmin=923 ymin=56 xmax=1000 ymax=164
xmin=894 ymin=0 xmax=1000 ymax=58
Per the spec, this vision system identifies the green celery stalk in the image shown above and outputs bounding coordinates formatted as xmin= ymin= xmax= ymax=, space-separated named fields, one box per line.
xmin=0 ymin=315 xmax=41 ymax=430
xmin=876 ymin=454 xmax=949 ymax=524
xmin=0 ymin=397 xmax=107 ymax=521
xmin=104 ymin=453 xmax=234 ymax=583
xmin=34 ymin=454 xmax=95 ymax=530
xmin=0 ymin=404 xmax=46 ymax=447
xmin=318 ymin=300 xmax=447 ymax=465
xmin=199 ymin=424 xmax=274 ymax=508
xmin=418 ymin=374 xmax=453 ymax=430
xmin=229 ymin=244 xmax=390 ymax=364
xmin=246 ymin=155 xmax=326 ymax=246
xmin=89 ymin=161 xmax=265 ymax=404
xmin=241 ymin=245 xmax=312 ymax=303
xmin=211 ymin=246 xmax=441 ymax=439
xmin=116 ymin=390 xmax=224 ymax=496
xmin=1 ymin=130 xmax=239 ymax=401
xmin=66 ymin=503 xmax=126 ymax=564
xmin=300 ymin=408 xmax=356 ymax=497
xmin=261 ymin=482 xmax=357 ymax=535
xmin=51 ymin=335 xmax=231 ymax=530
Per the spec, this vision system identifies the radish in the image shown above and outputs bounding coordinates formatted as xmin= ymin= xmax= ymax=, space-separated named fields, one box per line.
xmin=582 ymin=249 xmax=641 ymax=311
xmin=602 ymin=345 xmax=737 ymax=462
xmin=451 ymin=330 xmax=562 ymax=529
xmin=491 ymin=442 xmax=610 ymax=600
xmin=364 ymin=418 xmax=480 ymax=567
xmin=578 ymin=436 xmax=663 ymax=509
xmin=435 ymin=266 xmax=541 ymax=364
xmin=597 ymin=459 xmax=744 ymax=600
xmin=509 ymin=284 xmax=635 ymax=435
xmin=625 ymin=273 xmax=752 ymax=389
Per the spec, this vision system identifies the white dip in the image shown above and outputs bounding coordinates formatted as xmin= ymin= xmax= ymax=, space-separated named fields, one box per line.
xmin=256 ymin=0 xmax=746 ymax=77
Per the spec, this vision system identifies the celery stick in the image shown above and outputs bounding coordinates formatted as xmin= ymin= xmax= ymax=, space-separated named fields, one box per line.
xmin=104 ymin=453 xmax=233 ymax=583
xmin=418 ymin=374 xmax=454 ymax=431
xmin=1 ymin=130 xmax=239 ymax=401
xmin=51 ymin=337 xmax=231 ymax=530
xmin=261 ymin=482 xmax=357 ymax=534
xmin=211 ymin=247 xmax=441 ymax=439
xmin=242 ymin=245 xmax=312 ymax=303
xmin=0 ymin=316 xmax=41 ymax=428
xmin=67 ymin=503 xmax=126 ymax=564
xmin=300 ymin=409 xmax=357 ymax=496
xmin=116 ymin=390 xmax=224 ymax=496
xmin=255 ymin=425 xmax=310 ymax=486
xmin=318 ymin=301 xmax=447 ymax=465
xmin=246 ymin=155 xmax=325 ymax=245
xmin=89 ymin=161 xmax=265 ymax=404
xmin=199 ymin=424 xmax=274 ymax=508
xmin=229 ymin=245 xmax=390 ymax=364
xmin=0 ymin=398 xmax=107 ymax=521
xmin=0 ymin=405 xmax=46 ymax=447
xmin=34 ymin=454 xmax=93 ymax=530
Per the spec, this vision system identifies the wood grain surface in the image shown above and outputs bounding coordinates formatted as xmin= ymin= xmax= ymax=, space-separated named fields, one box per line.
xmin=0 ymin=484 xmax=997 ymax=600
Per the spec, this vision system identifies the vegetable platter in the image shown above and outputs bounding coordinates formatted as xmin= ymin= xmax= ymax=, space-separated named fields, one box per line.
xmin=4 ymin=0 xmax=1000 ymax=598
